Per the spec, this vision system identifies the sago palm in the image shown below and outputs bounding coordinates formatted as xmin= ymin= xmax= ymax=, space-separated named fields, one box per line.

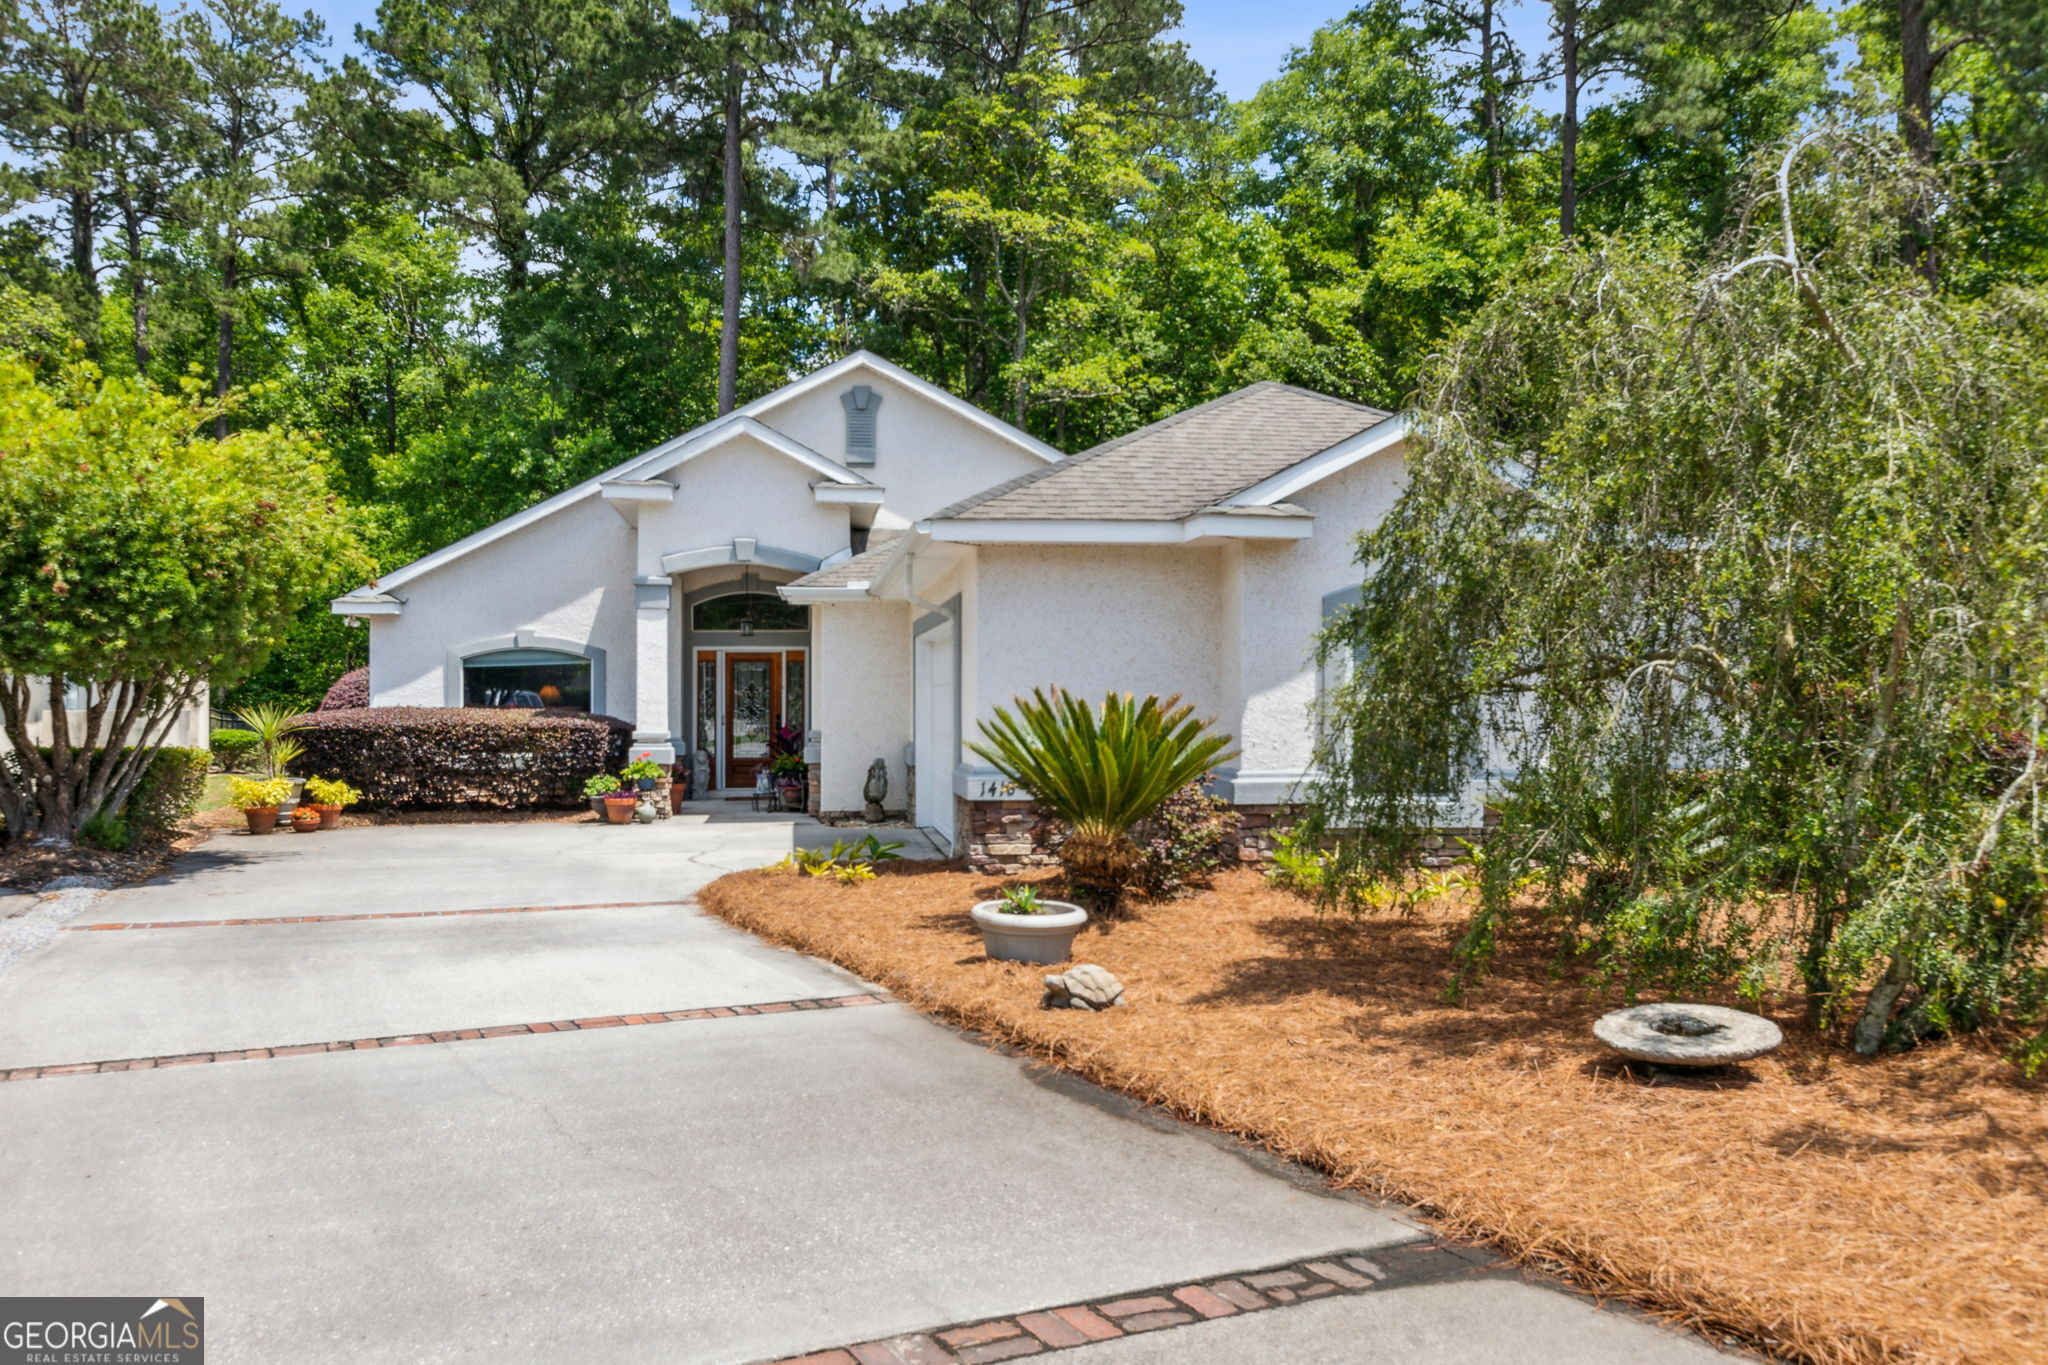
xmin=970 ymin=689 xmax=1236 ymax=904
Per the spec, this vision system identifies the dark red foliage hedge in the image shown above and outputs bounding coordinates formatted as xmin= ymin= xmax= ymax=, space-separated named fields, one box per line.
xmin=319 ymin=667 xmax=370 ymax=710
xmin=286 ymin=707 xmax=632 ymax=809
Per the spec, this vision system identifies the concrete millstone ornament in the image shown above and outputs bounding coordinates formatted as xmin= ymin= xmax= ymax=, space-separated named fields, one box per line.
xmin=1594 ymin=1003 xmax=1783 ymax=1068
xmin=1043 ymin=964 xmax=1127 ymax=1011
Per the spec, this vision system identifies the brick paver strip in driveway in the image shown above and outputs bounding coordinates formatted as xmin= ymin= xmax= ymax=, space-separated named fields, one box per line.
xmin=763 ymin=1241 xmax=1735 ymax=1364
xmin=0 ymin=990 xmax=893 ymax=1081
xmin=1 ymin=1004 xmax=1423 ymax=1365
xmin=0 ymin=823 xmax=1741 ymax=1364
xmin=0 ymin=903 xmax=867 ymax=1070
xmin=65 ymin=897 xmax=694 ymax=930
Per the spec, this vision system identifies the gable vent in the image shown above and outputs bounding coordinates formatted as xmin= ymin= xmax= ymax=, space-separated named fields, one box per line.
xmin=841 ymin=384 xmax=882 ymax=466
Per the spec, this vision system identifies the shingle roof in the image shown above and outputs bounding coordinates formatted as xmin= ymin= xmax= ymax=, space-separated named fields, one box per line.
xmin=929 ymin=382 xmax=1391 ymax=523
xmin=782 ymin=531 xmax=904 ymax=590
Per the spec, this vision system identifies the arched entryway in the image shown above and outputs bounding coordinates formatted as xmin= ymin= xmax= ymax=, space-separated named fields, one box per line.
xmin=681 ymin=576 xmax=811 ymax=793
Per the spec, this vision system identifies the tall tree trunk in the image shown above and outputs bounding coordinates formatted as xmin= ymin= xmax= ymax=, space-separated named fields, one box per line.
xmin=719 ymin=59 xmax=744 ymax=416
xmin=1558 ymin=0 xmax=1580 ymax=239
xmin=1898 ymin=0 xmax=1936 ymax=168
xmin=121 ymin=195 xmax=150 ymax=373
xmin=1897 ymin=0 xmax=1940 ymax=283
xmin=1481 ymin=0 xmax=1503 ymax=204
xmin=215 ymin=247 xmax=237 ymax=440
xmin=69 ymin=185 xmax=98 ymax=300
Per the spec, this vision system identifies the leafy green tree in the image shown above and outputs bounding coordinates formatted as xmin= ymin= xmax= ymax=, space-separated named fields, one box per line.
xmin=175 ymin=0 xmax=322 ymax=434
xmin=0 ymin=0 xmax=183 ymax=347
xmin=1237 ymin=3 xmax=1463 ymax=265
xmin=1306 ymin=131 xmax=2048 ymax=1057
xmin=0 ymin=359 xmax=363 ymax=843
xmin=335 ymin=0 xmax=684 ymax=294
xmin=1570 ymin=2 xmax=1837 ymax=244
xmin=865 ymin=56 xmax=1160 ymax=426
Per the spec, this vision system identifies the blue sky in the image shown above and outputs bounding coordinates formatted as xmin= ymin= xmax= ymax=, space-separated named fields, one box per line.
xmin=300 ymin=0 xmax=1561 ymax=106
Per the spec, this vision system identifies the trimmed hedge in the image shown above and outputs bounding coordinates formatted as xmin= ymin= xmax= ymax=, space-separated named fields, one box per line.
xmin=209 ymin=727 xmax=261 ymax=772
xmin=131 ymin=746 xmax=211 ymax=836
xmin=286 ymin=707 xmax=632 ymax=809
xmin=319 ymin=667 xmax=369 ymax=710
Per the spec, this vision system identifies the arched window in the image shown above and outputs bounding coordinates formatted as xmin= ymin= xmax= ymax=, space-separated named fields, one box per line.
xmin=691 ymin=593 xmax=808 ymax=633
xmin=462 ymin=649 xmax=591 ymax=710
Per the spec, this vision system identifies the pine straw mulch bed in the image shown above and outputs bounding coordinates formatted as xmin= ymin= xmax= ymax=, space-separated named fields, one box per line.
xmin=698 ymin=863 xmax=2048 ymax=1365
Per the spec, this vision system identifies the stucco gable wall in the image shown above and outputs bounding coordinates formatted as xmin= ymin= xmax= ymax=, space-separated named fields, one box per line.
xmin=970 ymin=544 xmax=1233 ymax=747
xmin=1233 ymin=443 xmax=1409 ymax=783
xmin=366 ymin=495 xmax=636 ymax=715
xmin=751 ymin=369 xmax=1052 ymax=528
xmin=633 ymin=434 xmax=850 ymax=576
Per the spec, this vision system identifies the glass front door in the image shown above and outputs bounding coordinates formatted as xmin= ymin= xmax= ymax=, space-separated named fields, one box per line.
xmin=725 ymin=653 xmax=779 ymax=788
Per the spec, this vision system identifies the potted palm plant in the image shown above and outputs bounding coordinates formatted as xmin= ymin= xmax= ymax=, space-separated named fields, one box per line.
xmin=969 ymin=689 xmax=1236 ymax=914
xmin=239 ymin=700 xmax=309 ymax=805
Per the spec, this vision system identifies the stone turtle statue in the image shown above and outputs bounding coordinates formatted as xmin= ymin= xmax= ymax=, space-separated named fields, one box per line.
xmin=1043 ymin=964 xmax=1127 ymax=1011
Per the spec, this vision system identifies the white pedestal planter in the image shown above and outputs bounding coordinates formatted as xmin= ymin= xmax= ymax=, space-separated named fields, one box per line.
xmin=970 ymin=900 xmax=1088 ymax=964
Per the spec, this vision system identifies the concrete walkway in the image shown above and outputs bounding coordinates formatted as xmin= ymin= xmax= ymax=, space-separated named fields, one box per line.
xmin=0 ymin=816 xmax=1739 ymax=1364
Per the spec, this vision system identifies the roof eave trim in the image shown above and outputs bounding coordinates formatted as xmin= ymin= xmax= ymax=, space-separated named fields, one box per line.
xmin=779 ymin=583 xmax=875 ymax=603
xmin=812 ymin=483 xmax=885 ymax=505
xmin=331 ymin=593 xmax=403 ymax=617
xmin=917 ymin=516 xmax=1312 ymax=544
xmin=1219 ymin=412 xmax=1411 ymax=507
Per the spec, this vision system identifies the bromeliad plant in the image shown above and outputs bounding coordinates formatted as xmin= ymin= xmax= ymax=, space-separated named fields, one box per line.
xmin=970 ymin=689 xmax=1236 ymax=909
xmin=998 ymin=885 xmax=1047 ymax=914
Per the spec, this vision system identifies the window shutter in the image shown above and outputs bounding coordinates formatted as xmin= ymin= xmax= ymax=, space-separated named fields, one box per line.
xmin=841 ymin=385 xmax=881 ymax=466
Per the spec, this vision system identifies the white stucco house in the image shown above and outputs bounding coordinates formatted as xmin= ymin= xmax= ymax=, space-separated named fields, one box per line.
xmin=332 ymin=351 xmax=1456 ymax=863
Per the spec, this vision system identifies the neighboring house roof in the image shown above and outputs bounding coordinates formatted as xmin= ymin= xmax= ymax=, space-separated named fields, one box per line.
xmin=332 ymin=351 xmax=1059 ymax=610
xmin=782 ymin=532 xmax=904 ymax=591
xmin=927 ymin=382 xmax=1392 ymax=524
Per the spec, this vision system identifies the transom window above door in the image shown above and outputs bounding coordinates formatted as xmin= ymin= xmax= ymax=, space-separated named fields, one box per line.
xmin=692 ymin=593 xmax=808 ymax=633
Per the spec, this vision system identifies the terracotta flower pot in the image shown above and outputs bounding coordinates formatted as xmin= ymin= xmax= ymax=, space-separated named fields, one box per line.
xmin=319 ymin=804 xmax=343 ymax=830
xmin=601 ymin=796 xmax=637 ymax=825
xmin=242 ymin=806 xmax=279 ymax=835
xmin=290 ymin=807 xmax=323 ymax=834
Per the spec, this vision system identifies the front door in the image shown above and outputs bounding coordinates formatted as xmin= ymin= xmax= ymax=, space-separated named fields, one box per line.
xmin=724 ymin=653 xmax=780 ymax=788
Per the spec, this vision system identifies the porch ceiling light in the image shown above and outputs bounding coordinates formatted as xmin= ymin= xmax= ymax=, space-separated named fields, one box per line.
xmin=739 ymin=564 xmax=756 ymax=636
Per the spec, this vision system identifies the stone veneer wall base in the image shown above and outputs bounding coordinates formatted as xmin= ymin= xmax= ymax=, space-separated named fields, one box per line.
xmin=959 ymin=800 xmax=1497 ymax=876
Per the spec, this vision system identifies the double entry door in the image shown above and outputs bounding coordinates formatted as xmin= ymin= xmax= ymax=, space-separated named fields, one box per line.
xmin=696 ymin=649 xmax=806 ymax=790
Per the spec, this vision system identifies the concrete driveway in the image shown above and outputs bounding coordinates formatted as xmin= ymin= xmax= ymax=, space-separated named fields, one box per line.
xmin=0 ymin=814 xmax=1737 ymax=1364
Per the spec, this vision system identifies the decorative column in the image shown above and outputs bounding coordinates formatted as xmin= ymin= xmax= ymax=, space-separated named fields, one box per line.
xmin=631 ymin=576 xmax=676 ymax=765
